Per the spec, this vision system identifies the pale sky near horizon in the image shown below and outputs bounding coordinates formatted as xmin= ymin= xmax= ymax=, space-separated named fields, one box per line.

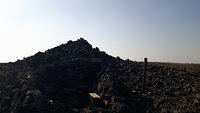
xmin=0 ymin=0 xmax=200 ymax=63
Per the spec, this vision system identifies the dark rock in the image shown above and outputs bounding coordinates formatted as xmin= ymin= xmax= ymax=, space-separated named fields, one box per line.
xmin=111 ymin=96 xmax=125 ymax=103
xmin=160 ymin=108 xmax=169 ymax=113
xmin=111 ymin=102 xmax=131 ymax=113
xmin=21 ymin=84 xmax=29 ymax=92
xmin=23 ymin=96 xmax=32 ymax=104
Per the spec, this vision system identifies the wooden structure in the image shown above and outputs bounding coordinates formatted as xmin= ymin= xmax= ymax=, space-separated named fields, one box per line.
xmin=89 ymin=93 xmax=102 ymax=106
xmin=143 ymin=58 xmax=148 ymax=91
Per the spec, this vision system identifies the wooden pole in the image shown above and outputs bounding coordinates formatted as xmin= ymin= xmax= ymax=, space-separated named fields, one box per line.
xmin=143 ymin=58 xmax=148 ymax=91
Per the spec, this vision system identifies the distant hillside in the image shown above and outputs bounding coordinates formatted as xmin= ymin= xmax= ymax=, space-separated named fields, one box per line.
xmin=0 ymin=38 xmax=199 ymax=113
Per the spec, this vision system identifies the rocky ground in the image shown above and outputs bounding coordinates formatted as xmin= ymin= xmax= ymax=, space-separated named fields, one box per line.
xmin=0 ymin=38 xmax=199 ymax=113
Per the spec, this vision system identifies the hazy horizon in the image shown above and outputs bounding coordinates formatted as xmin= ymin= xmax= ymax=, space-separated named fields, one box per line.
xmin=0 ymin=0 xmax=200 ymax=63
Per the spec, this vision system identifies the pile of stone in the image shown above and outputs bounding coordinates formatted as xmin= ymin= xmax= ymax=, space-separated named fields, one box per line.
xmin=0 ymin=38 xmax=199 ymax=113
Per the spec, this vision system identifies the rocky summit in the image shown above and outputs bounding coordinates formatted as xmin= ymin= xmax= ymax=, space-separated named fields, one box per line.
xmin=0 ymin=38 xmax=200 ymax=113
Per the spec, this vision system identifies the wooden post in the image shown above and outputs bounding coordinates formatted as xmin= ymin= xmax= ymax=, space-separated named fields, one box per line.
xmin=143 ymin=58 xmax=148 ymax=91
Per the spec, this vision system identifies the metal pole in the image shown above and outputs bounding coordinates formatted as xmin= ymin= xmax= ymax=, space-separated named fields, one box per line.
xmin=143 ymin=58 xmax=148 ymax=91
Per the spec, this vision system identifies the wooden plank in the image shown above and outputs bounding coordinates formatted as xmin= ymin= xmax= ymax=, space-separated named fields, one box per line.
xmin=89 ymin=93 xmax=101 ymax=98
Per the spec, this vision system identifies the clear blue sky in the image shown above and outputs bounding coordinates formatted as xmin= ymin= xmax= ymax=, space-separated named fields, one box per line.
xmin=0 ymin=0 xmax=200 ymax=63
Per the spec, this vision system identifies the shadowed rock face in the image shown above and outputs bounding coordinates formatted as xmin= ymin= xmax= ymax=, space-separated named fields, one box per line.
xmin=0 ymin=38 xmax=199 ymax=113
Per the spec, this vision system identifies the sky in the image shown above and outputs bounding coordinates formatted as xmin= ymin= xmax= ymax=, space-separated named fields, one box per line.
xmin=0 ymin=0 xmax=200 ymax=63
